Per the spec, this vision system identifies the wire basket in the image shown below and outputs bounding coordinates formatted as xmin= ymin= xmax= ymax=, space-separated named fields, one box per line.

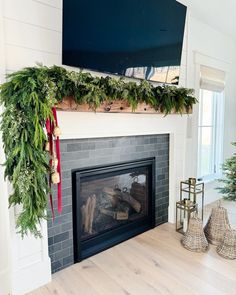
xmin=181 ymin=213 xmax=209 ymax=252
xmin=216 ymin=229 xmax=236 ymax=260
xmin=204 ymin=201 xmax=230 ymax=245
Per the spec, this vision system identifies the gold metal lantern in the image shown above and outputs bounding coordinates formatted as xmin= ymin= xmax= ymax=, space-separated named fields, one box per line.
xmin=176 ymin=199 xmax=198 ymax=234
xmin=180 ymin=178 xmax=204 ymax=220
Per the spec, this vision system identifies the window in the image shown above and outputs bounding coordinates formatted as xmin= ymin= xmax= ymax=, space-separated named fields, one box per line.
xmin=197 ymin=89 xmax=224 ymax=181
xmin=197 ymin=65 xmax=225 ymax=181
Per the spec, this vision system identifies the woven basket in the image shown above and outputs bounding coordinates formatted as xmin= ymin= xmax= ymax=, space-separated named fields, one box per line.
xmin=181 ymin=214 xmax=209 ymax=252
xmin=216 ymin=229 xmax=236 ymax=260
xmin=204 ymin=201 xmax=230 ymax=245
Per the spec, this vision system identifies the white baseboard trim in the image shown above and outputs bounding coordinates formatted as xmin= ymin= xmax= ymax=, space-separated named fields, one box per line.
xmin=0 ymin=268 xmax=11 ymax=295
xmin=11 ymin=258 xmax=51 ymax=295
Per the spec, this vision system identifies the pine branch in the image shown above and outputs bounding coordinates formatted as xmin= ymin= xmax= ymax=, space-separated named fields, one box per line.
xmin=217 ymin=142 xmax=236 ymax=201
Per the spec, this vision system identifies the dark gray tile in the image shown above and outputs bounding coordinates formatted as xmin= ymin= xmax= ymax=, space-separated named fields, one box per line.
xmin=62 ymin=170 xmax=71 ymax=179
xmin=62 ymin=204 xmax=72 ymax=214
xmin=157 ymin=174 xmax=165 ymax=181
xmin=54 ymin=248 xmax=70 ymax=261
xmin=67 ymin=143 xmax=83 ymax=152
xmin=61 ymin=222 xmax=73 ymax=232
xmin=61 ymin=151 xmax=90 ymax=162
xmin=52 ymin=213 xmax=72 ymax=226
xmin=81 ymin=142 xmax=96 ymax=150
xmin=51 ymin=260 xmax=62 ymax=272
xmin=136 ymin=145 xmax=145 ymax=152
xmin=59 ymin=143 xmax=67 ymax=153
xmin=62 ymin=187 xmax=72 ymax=197
xmin=63 ymin=255 xmax=74 ymax=266
xmin=62 ymin=196 xmax=72 ymax=206
xmin=62 ymin=238 xmax=73 ymax=249
xmin=49 ymin=242 xmax=62 ymax=254
xmin=48 ymin=237 xmax=54 ymax=246
xmin=150 ymin=138 xmax=157 ymax=144
xmin=48 ymin=225 xmax=62 ymax=238
xmin=54 ymin=232 xmax=69 ymax=244
xmin=95 ymin=141 xmax=111 ymax=149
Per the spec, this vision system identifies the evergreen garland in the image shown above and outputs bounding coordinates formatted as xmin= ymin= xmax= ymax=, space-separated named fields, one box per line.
xmin=0 ymin=65 xmax=197 ymax=238
xmin=217 ymin=142 xmax=236 ymax=201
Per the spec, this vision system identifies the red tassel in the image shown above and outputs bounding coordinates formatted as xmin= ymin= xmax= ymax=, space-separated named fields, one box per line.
xmin=46 ymin=118 xmax=54 ymax=219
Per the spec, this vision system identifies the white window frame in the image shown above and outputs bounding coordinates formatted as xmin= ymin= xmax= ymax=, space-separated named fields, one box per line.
xmin=197 ymin=89 xmax=224 ymax=181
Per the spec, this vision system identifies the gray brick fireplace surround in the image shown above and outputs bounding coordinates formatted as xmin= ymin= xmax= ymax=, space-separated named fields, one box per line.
xmin=47 ymin=134 xmax=169 ymax=273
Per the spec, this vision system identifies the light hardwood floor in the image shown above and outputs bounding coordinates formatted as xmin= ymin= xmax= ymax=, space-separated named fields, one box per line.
xmin=28 ymin=221 xmax=236 ymax=295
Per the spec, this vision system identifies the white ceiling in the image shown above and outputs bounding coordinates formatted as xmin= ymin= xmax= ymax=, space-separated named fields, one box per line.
xmin=179 ymin=0 xmax=236 ymax=39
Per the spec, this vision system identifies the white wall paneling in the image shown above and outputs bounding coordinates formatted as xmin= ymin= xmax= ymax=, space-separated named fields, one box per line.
xmin=0 ymin=0 xmax=12 ymax=293
xmin=32 ymin=0 xmax=62 ymax=10
xmin=4 ymin=0 xmax=62 ymax=31
xmin=5 ymin=44 xmax=61 ymax=70
xmin=5 ymin=18 xmax=61 ymax=54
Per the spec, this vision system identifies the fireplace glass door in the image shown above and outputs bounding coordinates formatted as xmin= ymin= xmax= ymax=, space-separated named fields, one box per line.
xmin=72 ymin=158 xmax=155 ymax=261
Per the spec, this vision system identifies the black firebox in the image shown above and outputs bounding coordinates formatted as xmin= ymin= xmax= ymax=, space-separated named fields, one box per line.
xmin=72 ymin=158 xmax=155 ymax=262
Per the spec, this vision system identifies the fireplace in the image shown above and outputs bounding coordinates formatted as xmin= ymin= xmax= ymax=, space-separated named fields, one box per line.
xmin=47 ymin=135 xmax=169 ymax=273
xmin=72 ymin=158 xmax=155 ymax=261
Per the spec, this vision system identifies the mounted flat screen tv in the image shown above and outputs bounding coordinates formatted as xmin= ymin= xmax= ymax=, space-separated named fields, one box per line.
xmin=62 ymin=0 xmax=187 ymax=84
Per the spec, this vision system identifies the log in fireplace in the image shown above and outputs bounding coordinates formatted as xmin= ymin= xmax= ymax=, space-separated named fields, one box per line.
xmin=72 ymin=158 xmax=155 ymax=262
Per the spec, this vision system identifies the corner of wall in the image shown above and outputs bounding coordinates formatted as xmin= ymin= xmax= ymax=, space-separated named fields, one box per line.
xmin=10 ymin=218 xmax=51 ymax=295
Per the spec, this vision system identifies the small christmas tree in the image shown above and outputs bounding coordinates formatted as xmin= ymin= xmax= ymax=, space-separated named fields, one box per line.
xmin=218 ymin=142 xmax=236 ymax=201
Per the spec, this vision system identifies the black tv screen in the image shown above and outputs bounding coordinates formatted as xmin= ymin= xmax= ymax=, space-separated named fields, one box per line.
xmin=63 ymin=0 xmax=187 ymax=84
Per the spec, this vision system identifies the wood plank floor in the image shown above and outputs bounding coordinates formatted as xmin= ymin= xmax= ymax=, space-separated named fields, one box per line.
xmin=28 ymin=222 xmax=236 ymax=295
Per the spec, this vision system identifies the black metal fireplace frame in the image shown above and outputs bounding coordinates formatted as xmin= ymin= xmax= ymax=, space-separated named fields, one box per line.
xmin=72 ymin=157 xmax=156 ymax=262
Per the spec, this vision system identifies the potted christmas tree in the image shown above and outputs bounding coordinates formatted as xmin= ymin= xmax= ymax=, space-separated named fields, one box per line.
xmin=218 ymin=142 xmax=236 ymax=201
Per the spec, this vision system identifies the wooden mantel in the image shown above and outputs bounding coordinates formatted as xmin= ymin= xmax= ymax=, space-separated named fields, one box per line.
xmin=56 ymin=97 xmax=192 ymax=114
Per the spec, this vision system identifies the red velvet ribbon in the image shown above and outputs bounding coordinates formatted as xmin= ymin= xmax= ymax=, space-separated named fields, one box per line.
xmin=46 ymin=107 xmax=62 ymax=217
xmin=52 ymin=107 xmax=62 ymax=213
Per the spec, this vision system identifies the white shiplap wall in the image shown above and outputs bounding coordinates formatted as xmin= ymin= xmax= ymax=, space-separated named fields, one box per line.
xmin=0 ymin=2 xmax=11 ymax=295
xmin=1 ymin=1 xmax=236 ymax=294
xmin=4 ymin=0 xmax=62 ymax=71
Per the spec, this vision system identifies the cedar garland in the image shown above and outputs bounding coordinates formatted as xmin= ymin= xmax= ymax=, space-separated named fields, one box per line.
xmin=0 ymin=65 xmax=197 ymax=238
